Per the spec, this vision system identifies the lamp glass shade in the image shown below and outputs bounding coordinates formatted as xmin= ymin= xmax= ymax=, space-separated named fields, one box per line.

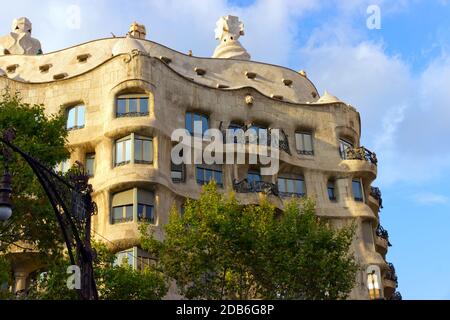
xmin=0 ymin=205 xmax=12 ymax=221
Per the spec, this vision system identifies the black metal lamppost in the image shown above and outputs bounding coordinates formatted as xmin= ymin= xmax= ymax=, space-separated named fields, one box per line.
xmin=0 ymin=128 xmax=98 ymax=300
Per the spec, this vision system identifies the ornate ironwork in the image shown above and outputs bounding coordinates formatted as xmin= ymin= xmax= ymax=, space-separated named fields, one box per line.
xmin=233 ymin=179 xmax=279 ymax=196
xmin=376 ymin=225 xmax=392 ymax=247
xmin=346 ymin=146 xmax=378 ymax=165
xmin=0 ymin=129 xmax=98 ymax=300
xmin=278 ymin=129 xmax=291 ymax=155
xmin=370 ymin=186 xmax=383 ymax=209
xmin=389 ymin=291 xmax=403 ymax=300
xmin=386 ymin=263 xmax=398 ymax=284
xmin=116 ymin=112 xmax=149 ymax=118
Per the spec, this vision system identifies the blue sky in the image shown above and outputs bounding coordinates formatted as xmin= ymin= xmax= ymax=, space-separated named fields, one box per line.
xmin=1 ymin=0 xmax=450 ymax=299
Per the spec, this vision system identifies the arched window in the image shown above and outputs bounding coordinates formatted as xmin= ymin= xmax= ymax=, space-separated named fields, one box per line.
xmin=66 ymin=104 xmax=85 ymax=130
xmin=116 ymin=94 xmax=149 ymax=117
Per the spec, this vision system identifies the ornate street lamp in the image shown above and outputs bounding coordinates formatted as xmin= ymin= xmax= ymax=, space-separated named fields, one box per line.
xmin=0 ymin=128 xmax=98 ymax=300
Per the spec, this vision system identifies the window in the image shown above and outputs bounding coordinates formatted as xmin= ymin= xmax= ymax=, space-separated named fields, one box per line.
xmin=248 ymin=124 xmax=269 ymax=145
xmin=339 ymin=139 xmax=354 ymax=159
xmin=86 ymin=153 xmax=95 ymax=177
xmin=114 ymin=134 xmax=153 ymax=167
xmin=111 ymin=189 xmax=155 ymax=224
xmin=186 ymin=112 xmax=209 ymax=137
xmin=278 ymin=176 xmax=306 ymax=197
xmin=196 ymin=165 xmax=223 ymax=187
xmin=352 ymin=179 xmax=364 ymax=202
xmin=328 ymin=180 xmax=337 ymax=201
xmin=114 ymin=247 xmax=153 ymax=271
xmin=227 ymin=123 xmax=245 ymax=144
xmin=55 ymin=159 xmax=70 ymax=174
xmin=296 ymin=132 xmax=314 ymax=155
xmin=247 ymin=170 xmax=262 ymax=184
xmin=66 ymin=104 xmax=85 ymax=130
xmin=171 ymin=161 xmax=185 ymax=183
xmin=116 ymin=94 xmax=149 ymax=117
xmin=134 ymin=136 xmax=153 ymax=164
xmin=114 ymin=249 xmax=134 ymax=268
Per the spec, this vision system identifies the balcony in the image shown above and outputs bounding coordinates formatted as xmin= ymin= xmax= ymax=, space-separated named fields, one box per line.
xmin=233 ymin=179 xmax=279 ymax=196
xmin=383 ymin=262 xmax=399 ymax=298
xmin=388 ymin=291 xmax=403 ymax=300
xmin=375 ymin=225 xmax=391 ymax=255
xmin=341 ymin=147 xmax=377 ymax=178
xmin=370 ymin=187 xmax=383 ymax=209
xmin=346 ymin=147 xmax=378 ymax=166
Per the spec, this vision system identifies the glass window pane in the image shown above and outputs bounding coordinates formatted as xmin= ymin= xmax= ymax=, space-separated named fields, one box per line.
xmin=140 ymin=98 xmax=149 ymax=114
xmin=135 ymin=139 xmax=142 ymax=162
xmin=129 ymin=98 xmax=138 ymax=113
xmin=138 ymin=204 xmax=144 ymax=220
xmin=116 ymin=142 xmax=123 ymax=165
xmin=143 ymin=140 xmax=152 ymax=162
xmin=185 ymin=113 xmax=193 ymax=135
xmin=67 ymin=108 xmax=76 ymax=129
xmin=77 ymin=105 xmax=85 ymax=127
xmin=124 ymin=140 xmax=132 ymax=162
xmin=125 ymin=205 xmax=133 ymax=221
xmin=113 ymin=207 xmax=123 ymax=222
xmin=202 ymin=116 xmax=209 ymax=135
xmin=278 ymin=179 xmax=286 ymax=193
xmin=193 ymin=114 xmax=202 ymax=137
xmin=295 ymin=180 xmax=304 ymax=195
xmin=295 ymin=134 xmax=303 ymax=151
xmin=286 ymin=179 xmax=295 ymax=193
xmin=86 ymin=154 xmax=95 ymax=176
xmin=196 ymin=167 xmax=203 ymax=183
xmin=117 ymin=99 xmax=126 ymax=115
xmin=353 ymin=180 xmax=363 ymax=201
xmin=205 ymin=169 xmax=213 ymax=183
xmin=146 ymin=206 xmax=154 ymax=223
xmin=304 ymin=134 xmax=312 ymax=152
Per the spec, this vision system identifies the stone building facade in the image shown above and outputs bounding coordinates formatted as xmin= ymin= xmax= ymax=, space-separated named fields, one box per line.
xmin=0 ymin=16 xmax=398 ymax=300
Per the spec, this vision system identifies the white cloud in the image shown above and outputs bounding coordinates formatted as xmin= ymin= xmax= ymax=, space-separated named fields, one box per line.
xmin=413 ymin=192 xmax=449 ymax=205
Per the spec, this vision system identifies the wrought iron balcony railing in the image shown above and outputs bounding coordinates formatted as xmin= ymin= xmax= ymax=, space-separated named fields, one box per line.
xmin=346 ymin=147 xmax=378 ymax=166
xmin=389 ymin=291 xmax=403 ymax=300
xmin=233 ymin=179 xmax=279 ymax=196
xmin=220 ymin=124 xmax=291 ymax=155
xmin=386 ymin=263 xmax=398 ymax=284
xmin=376 ymin=225 xmax=392 ymax=247
xmin=370 ymin=186 xmax=383 ymax=209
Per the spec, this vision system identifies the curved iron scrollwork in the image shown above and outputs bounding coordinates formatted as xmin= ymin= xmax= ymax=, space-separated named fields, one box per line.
xmin=389 ymin=291 xmax=402 ymax=300
xmin=277 ymin=129 xmax=291 ymax=155
xmin=346 ymin=147 xmax=378 ymax=166
xmin=233 ymin=179 xmax=279 ymax=196
xmin=386 ymin=262 xmax=398 ymax=284
xmin=376 ymin=225 xmax=392 ymax=247
xmin=370 ymin=186 xmax=383 ymax=209
xmin=0 ymin=128 xmax=98 ymax=300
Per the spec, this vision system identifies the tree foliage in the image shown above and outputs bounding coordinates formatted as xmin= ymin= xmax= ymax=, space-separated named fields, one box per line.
xmin=26 ymin=242 xmax=168 ymax=300
xmin=141 ymin=182 xmax=358 ymax=300
xmin=0 ymin=89 xmax=69 ymax=254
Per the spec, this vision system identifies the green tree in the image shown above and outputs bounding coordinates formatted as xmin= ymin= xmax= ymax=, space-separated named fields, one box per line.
xmin=26 ymin=242 xmax=168 ymax=300
xmin=141 ymin=182 xmax=358 ymax=300
xmin=0 ymin=89 xmax=69 ymax=292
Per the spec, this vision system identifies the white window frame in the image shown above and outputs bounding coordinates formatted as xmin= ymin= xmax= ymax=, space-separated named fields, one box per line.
xmin=66 ymin=104 xmax=85 ymax=130
xmin=114 ymin=133 xmax=153 ymax=167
